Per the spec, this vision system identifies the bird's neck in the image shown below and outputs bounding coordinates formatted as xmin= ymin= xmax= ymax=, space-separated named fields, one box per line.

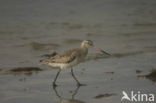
xmin=80 ymin=45 xmax=88 ymax=56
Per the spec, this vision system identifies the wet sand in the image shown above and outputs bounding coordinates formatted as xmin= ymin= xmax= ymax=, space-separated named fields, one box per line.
xmin=0 ymin=0 xmax=156 ymax=103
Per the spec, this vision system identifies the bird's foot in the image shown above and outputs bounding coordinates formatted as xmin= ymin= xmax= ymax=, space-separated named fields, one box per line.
xmin=52 ymin=83 xmax=58 ymax=88
xmin=77 ymin=83 xmax=86 ymax=86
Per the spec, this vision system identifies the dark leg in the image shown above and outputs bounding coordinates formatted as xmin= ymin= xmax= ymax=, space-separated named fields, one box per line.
xmin=53 ymin=69 xmax=61 ymax=87
xmin=71 ymin=68 xmax=86 ymax=86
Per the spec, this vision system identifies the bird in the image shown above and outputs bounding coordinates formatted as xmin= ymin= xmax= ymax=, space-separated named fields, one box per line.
xmin=40 ymin=40 xmax=110 ymax=87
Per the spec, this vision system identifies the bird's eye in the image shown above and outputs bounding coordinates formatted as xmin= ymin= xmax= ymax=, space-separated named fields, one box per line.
xmin=89 ymin=42 xmax=92 ymax=45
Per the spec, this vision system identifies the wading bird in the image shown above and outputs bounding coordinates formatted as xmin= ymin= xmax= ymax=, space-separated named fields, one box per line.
xmin=41 ymin=40 xmax=110 ymax=87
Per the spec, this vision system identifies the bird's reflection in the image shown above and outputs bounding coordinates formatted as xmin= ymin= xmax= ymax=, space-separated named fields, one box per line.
xmin=52 ymin=86 xmax=86 ymax=103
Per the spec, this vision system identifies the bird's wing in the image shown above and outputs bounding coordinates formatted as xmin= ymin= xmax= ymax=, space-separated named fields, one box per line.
xmin=48 ymin=49 xmax=79 ymax=63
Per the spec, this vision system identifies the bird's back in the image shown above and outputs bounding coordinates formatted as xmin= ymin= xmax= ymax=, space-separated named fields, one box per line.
xmin=41 ymin=48 xmax=87 ymax=65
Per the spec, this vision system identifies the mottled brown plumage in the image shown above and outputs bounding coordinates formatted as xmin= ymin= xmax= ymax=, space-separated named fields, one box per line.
xmin=42 ymin=49 xmax=80 ymax=63
xmin=41 ymin=41 xmax=89 ymax=69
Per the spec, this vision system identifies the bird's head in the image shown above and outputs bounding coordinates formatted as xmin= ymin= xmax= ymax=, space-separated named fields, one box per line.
xmin=81 ymin=40 xmax=110 ymax=55
xmin=81 ymin=40 xmax=93 ymax=48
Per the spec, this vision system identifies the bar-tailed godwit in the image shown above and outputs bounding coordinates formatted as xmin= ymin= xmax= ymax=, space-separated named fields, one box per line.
xmin=41 ymin=40 xmax=110 ymax=87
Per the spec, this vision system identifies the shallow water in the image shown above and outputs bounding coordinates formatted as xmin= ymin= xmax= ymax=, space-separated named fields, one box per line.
xmin=0 ymin=0 xmax=156 ymax=103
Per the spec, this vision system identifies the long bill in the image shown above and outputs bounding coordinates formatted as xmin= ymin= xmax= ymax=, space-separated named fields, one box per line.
xmin=92 ymin=46 xmax=111 ymax=56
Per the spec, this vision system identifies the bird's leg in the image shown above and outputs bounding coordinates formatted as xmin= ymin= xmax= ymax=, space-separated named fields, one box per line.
xmin=53 ymin=69 xmax=61 ymax=88
xmin=71 ymin=68 xmax=86 ymax=86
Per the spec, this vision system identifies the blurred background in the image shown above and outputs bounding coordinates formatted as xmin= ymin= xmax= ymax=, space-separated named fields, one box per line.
xmin=0 ymin=0 xmax=156 ymax=103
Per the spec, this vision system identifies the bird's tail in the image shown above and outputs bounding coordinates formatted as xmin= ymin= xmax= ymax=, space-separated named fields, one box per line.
xmin=39 ymin=58 xmax=50 ymax=64
xmin=39 ymin=51 xmax=57 ymax=64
